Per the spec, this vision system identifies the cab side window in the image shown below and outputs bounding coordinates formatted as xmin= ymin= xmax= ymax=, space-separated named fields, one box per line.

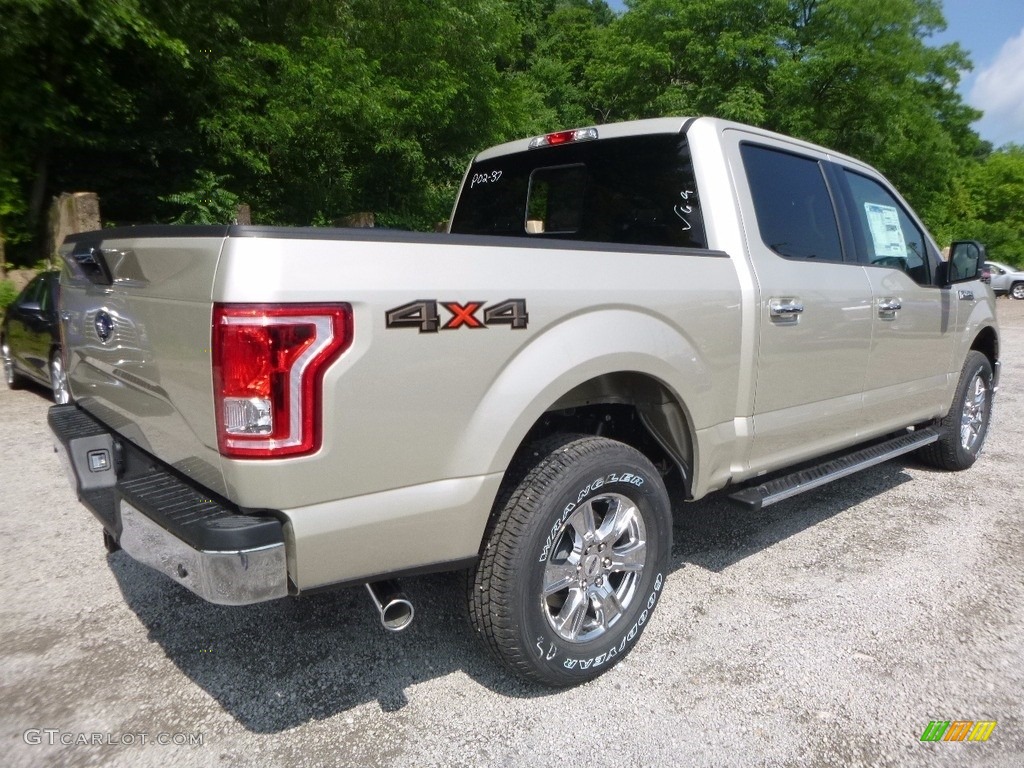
xmin=842 ymin=170 xmax=930 ymax=285
xmin=740 ymin=143 xmax=844 ymax=262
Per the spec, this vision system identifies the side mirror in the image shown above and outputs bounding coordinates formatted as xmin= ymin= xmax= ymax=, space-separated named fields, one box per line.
xmin=942 ymin=240 xmax=987 ymax=286
xmin=18 ymin=300 xmax=43 ymax=314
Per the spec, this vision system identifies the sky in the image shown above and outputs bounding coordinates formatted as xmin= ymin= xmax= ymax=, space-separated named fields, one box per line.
xmin=931 ymin=1 xmax=1024 ymax=147
xmin=606 ymin=0 xmax=1024 ymax=147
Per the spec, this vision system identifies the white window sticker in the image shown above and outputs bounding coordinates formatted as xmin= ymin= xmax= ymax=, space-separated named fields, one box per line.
xmin=864 ymin=203 xmax=906 ymax=259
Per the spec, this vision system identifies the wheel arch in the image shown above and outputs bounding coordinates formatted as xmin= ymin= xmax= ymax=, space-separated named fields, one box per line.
xmin=971 ymin=324 xmax=998 ymax=371
xmin=517 ymin=372 xmax=697 ymax=496
xmin=448 ymin=309 xmax=708 ymax=501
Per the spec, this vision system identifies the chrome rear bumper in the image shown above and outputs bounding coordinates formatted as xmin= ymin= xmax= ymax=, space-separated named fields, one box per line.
xmin=119 ymin=501 xmax=288 ymax=605
xmin=50 ymin=404 xmax=289 ymax=606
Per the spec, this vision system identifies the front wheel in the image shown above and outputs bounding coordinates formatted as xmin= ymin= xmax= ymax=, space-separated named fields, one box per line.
xmin=919 ymin=351 xmax=993 ymax=470
xmin=1011 ymin=282 xmax=1024 ymax=300
xmin=49 ymin=349 xmax=71 ymax=404
xmin=2 ymin=337 xmax=23 ymax=390
xmin=468 ymin=435 xmax=672 ymax=687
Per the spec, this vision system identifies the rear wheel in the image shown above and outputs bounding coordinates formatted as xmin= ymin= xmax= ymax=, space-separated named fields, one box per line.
xmin=49 ymin=349 xmax=71 ymax=404
xmin=2 ymin=337 xmax=23 ymax=390
xmin=919 ymin=351 xmax=993 ymax=470
xmin=1011 ymin=282 xmax=1024 ymax=300
xmin=468 ymin=434 xmax=672 ymax=687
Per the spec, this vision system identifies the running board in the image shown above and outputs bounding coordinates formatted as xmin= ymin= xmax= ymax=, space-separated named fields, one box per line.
xmin=729 ymin=428 xmax=940 ymax=511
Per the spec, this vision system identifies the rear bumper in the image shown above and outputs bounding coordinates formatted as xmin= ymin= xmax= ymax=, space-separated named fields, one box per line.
xmin=49 ymin=404 xmax=288 ymax=605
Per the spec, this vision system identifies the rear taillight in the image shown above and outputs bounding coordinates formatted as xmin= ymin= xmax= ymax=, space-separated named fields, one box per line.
xmin=213 ymin=304 xmax=352 ymax=458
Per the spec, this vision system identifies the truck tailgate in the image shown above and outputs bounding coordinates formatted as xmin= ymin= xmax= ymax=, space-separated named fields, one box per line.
xmin=59 ymin=229 xmax=230 ymax=496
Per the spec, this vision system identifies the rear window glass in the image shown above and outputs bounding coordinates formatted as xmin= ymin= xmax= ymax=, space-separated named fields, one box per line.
xmin=451 ymin=133 xmax=707 ymax=249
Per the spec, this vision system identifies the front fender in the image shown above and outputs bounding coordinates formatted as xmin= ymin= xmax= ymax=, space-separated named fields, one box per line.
xmin=947 ymin=287 xmax=999 ymax=404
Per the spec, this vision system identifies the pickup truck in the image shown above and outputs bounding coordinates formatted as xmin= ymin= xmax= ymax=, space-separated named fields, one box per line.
xmin=49 ymin=117 xmax=999 ymax=687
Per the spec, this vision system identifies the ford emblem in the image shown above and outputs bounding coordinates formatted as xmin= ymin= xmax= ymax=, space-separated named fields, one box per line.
xmin=94 ymin=310 xmax=114 ymax=343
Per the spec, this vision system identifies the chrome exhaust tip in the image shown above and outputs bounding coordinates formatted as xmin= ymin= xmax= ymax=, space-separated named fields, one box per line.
xmin=364 ymin=580 xmax=414 ymax=632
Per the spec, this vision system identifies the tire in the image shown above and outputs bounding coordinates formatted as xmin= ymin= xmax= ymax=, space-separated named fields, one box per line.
xmin=1011 ymin=282 xmax=1024 ymax=300
xmin=2 ymin=337 xmax=23 ymax=390
xmin=468 ymin=434 xmax=672 ymax=687
xmin=49 ymin=349 xmax=71 ymax=404
xmin=919 ymin=350 xmax=993 ymax=471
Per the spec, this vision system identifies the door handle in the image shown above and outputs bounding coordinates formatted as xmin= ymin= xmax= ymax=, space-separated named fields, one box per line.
xmin=769 ymin=299 xmax=804 ymax=320
xmin=877 ymin=298 xmax=901 ymax=319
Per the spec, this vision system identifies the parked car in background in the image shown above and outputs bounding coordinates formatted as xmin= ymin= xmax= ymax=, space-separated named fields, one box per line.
xmin=1 ymin=271 xmax=71 ymax=403
xmin=985 ymin=260 xmax=1024 ymax=299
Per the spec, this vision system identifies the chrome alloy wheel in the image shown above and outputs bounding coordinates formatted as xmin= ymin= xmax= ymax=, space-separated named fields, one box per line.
xmin=50 ymin=352 xmax=71 ymax=404
xmin=541 ymin=492 xmax=647 ymax=643
xmin=2 ymin=339 xmax=13 ymax=386
xmin=960 ymin=371 xmax=988 ymax=453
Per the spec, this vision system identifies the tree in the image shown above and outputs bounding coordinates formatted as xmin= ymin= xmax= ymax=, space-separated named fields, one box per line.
xmin=0 ymin=0 xmax=998 ymax=260
xmin=581 ymin=0 xmax=982 ymax=232
xmin=520 ymin=1 xmax=616 ymax=127
xmin=768 ymin=0 xmax=982 ymax=224
xmin=950 ymin=146 xmax=1024 ymax=264
xmin=0 ymin=0 xmax=186 ymax=262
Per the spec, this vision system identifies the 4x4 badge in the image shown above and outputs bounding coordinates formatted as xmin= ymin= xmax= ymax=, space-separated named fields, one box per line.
xmin=385 ymin=299 xmax=528 ymax=333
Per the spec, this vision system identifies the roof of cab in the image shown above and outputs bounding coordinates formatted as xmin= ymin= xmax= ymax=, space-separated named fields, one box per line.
xmin=472 ymin=115 xmax=868 ymax=173
xmin=473 ymin=117 xmax=695 ymax=162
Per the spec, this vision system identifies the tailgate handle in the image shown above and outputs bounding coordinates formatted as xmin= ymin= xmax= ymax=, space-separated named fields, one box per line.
xmin=72 ymin=246 xmax=113 ymax=287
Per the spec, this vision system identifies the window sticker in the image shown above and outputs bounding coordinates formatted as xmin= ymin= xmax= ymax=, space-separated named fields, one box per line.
xmin=864 ymin=203 xmax=906 ymax=259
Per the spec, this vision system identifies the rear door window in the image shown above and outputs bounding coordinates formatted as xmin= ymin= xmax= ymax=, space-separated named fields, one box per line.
xmin=740 ymin=143 xmax=844 ymax=262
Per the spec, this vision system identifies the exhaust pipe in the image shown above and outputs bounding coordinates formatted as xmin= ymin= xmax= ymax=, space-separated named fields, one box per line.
xmin=364 ymin=580 xmax=414 ymax=632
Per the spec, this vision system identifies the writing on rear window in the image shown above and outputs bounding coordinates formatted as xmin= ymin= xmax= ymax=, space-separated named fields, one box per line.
xmin=451 ymin=134 xmax=707 ymax=250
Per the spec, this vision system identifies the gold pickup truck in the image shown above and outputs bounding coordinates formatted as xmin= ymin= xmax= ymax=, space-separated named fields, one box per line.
xmin=49 ymin=117 xmax=998 ymax=686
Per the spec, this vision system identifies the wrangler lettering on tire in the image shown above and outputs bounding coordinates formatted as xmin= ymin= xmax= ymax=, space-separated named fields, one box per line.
xmin=467 ymin=435 xmax=672 ymax=686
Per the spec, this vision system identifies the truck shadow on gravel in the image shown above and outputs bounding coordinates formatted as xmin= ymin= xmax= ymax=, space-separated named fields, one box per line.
xmin=109 ymin=461 xmax=914 ymax=733
xmin=668 ymin=461 xmax=915 ymax=571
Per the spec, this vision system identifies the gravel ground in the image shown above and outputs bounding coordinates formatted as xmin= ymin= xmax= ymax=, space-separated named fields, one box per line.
xmin=2 ymin=300 xmax=1023 ymax=768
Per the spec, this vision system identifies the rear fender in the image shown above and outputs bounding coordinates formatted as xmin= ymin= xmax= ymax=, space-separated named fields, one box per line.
xmin=447 ymin=308 xmax=707 ymax=483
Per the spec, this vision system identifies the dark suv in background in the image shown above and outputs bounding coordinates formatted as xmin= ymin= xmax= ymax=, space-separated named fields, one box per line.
xmin=2 ymin=271 xmax=70 ymax=403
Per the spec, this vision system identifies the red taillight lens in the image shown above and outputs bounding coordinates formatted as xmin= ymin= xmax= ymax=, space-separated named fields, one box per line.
xmin=213 ymin=304 xmax=352 ymax=458
xmin=528 ymin=127 xmax=599 ymax=149
xmin=546 ymin=130 xmax=575 ymax=146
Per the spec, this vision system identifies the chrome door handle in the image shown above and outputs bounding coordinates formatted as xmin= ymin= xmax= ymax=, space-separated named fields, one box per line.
xmin=769 ymin=299 xmax=804 ymax=319
xmin=877 ymin=298 xmax=901 ymax=320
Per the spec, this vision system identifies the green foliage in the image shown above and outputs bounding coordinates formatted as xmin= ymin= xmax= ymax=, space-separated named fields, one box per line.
xmin=0 ymin=279 xmax=18 ymax=314
xmin=0 ymin=0 xmax=1016 ymax=260
xmin=160 ymin=171 xmax=240 ymax=225
xmin=0 ymin=0 xmax=189 ymax=263
xmin=948 ymin=145 xmax=1024 ymax=265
